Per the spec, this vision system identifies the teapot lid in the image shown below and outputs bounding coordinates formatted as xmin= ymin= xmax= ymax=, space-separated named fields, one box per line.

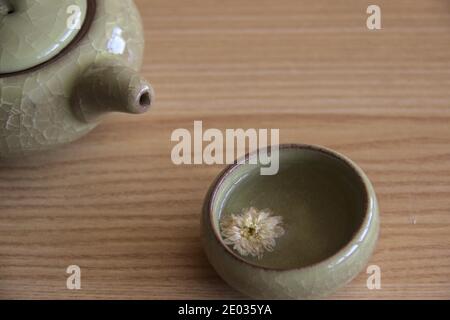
xmin=0 ymin=0 xmax=88 ymax=74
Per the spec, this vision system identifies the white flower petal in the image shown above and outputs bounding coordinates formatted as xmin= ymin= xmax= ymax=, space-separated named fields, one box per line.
xmin=219 ymin=207 xmax=285 ymax=259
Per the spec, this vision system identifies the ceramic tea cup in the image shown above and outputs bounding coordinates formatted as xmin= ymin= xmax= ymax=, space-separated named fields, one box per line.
xmin=201 ymin=144 xmax=379 ymax=299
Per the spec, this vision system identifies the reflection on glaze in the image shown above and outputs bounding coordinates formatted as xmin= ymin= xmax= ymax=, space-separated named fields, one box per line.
xmin=332 ymin=244 xmax=359 ymax=267
xmin=40 ymin=43 xmax=61 ymax=59
xmin=107 ymin=27 xmax=126 ymax=55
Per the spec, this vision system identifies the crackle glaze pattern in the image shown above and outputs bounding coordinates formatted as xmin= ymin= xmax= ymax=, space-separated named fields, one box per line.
xmin=0 ymin=0 xmax=145 ymax=157
xmin=0 ymin=0 xmax=88 ymax=73
xmin=201 ymin=145 xmax=380 ymax=299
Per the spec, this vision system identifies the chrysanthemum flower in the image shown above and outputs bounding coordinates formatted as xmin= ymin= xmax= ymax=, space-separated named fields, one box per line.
xmin=220 ymin=207 xmax=285 ymax=259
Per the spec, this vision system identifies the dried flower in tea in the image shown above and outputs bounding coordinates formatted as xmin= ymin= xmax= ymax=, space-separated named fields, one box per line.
xmin=220 ymin=207 xmax=285 ymax=259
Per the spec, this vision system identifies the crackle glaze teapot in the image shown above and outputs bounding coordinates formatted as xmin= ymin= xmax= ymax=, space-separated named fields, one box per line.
xmin=0 ymin=0 xmax=154 ymax=157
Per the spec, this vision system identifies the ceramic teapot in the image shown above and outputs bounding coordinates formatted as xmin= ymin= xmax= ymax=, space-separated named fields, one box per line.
xmin=0 ymin=0 xmax=154 ymax=157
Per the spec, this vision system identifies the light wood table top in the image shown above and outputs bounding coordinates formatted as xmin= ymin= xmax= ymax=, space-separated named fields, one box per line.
xmin=0 ymin=0 xmax=449 ymax=299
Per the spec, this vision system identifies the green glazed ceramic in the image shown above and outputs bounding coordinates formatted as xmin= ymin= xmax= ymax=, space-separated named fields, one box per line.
xmin=0 ymin=0 xmax=88 ymax=73
xmin=0 ymin=0 xmax=153 ymax=157
xmin=201 ymin=144 xmax=379 ymax=299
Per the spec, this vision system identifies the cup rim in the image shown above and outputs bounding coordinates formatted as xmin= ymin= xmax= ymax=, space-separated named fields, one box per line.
xmin=205 ymin=143 xmax=377 ymax=272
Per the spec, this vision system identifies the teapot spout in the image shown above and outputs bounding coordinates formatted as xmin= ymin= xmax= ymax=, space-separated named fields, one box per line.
xmin=71 ymin=62 xmax=154 ymax=123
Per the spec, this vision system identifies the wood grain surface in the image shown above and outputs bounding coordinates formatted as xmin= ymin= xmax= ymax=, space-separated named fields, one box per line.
xmin=1 ymin=0 xmax=450 ymax=299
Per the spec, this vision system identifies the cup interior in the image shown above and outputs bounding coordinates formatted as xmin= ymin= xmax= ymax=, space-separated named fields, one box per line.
xmin=210 ymin=145 xmax=368 ymax=269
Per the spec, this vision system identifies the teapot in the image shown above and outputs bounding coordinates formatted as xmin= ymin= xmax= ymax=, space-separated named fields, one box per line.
xmin=0 ymin=0 xmax=154 ymax=157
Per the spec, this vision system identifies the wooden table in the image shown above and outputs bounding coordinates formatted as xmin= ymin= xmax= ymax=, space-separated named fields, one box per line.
xmin=0 ymin=0 xmax=449 ymax=299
